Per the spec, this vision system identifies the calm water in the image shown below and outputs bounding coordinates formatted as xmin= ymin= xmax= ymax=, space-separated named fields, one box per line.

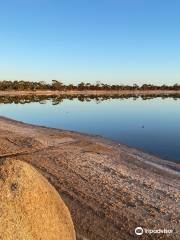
xmin=0 ymin=96 xmax=180 ymax=163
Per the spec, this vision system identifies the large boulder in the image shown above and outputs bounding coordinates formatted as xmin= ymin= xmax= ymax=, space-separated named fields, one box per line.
xmin=0 ymin=159 xmax=76 ymax=240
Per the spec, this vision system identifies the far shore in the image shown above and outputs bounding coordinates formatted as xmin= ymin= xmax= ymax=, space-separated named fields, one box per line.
xmin=1 ymin=89 xmax=180 ymax=96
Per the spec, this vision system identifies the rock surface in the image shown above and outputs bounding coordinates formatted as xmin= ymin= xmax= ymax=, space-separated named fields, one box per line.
xmin=0 ymin=116 xmax=179 ymax=240
xmin=0 ymin=159 xmax=76 ymax=240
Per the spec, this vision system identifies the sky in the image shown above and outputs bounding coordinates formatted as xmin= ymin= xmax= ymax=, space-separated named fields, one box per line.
xmin=0 ymin=0 xmax=180 ymax=85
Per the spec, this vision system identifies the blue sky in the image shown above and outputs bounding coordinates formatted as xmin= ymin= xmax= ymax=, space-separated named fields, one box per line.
xmin=0 ymin=0 xmax=179 ymax=85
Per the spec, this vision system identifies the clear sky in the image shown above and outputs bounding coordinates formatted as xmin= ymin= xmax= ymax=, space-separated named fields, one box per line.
xmin=0 ymin=0 xmax=179 ymax=85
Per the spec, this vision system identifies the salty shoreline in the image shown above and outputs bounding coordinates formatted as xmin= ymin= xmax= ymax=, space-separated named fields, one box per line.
xmin=1 ymin=89 xmax=180 ymax=96
xmin=0 ymin=116 xmax=179 ymax=240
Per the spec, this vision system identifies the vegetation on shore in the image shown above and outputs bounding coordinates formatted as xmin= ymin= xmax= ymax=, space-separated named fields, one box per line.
xmin=0 ymin=80 xmax=180 ymax=91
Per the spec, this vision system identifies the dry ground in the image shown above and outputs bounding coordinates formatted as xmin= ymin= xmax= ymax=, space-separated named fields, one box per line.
xmin=0 ymin=116 xmax=179 ymax=240
xmin=0 ymin=89 xmax=180 ymax=97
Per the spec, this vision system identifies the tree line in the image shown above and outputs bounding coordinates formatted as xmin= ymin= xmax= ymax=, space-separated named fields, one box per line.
xmin=0 ymin=80 xmax=180 ymax=91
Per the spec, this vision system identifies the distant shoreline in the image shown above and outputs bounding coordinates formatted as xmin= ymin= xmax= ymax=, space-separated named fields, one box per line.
xmin=1 ymin=89 xmax=180 ymax=96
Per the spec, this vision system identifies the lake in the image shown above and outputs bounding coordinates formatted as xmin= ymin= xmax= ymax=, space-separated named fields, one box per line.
xmin=0 ymin=95 xmax=180 ymax=163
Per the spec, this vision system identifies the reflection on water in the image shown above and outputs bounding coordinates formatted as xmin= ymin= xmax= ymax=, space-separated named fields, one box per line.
xmin=1 ymin=93 xmax=180 ymax=105
xmin=0 ymin=94 xmax=180 ymax=163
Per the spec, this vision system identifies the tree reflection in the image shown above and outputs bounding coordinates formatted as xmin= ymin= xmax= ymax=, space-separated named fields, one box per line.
xmin=0 ymin=93 xmax=180 ymax=105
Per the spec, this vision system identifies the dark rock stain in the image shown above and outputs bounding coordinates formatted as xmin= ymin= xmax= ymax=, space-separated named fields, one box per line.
xmin=11 ymin=182 xmax=18 ymax=192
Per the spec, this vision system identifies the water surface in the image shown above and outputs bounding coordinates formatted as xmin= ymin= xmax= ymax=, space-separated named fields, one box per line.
xmin=0 ymin=96 xmax=180 ymax=163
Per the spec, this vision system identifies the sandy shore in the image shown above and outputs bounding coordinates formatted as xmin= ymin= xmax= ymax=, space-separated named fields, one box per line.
xmin=0 ymin=89 xmax=180 ymax=96
xmin=0 ymin=117 xmax=179 ymax=240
